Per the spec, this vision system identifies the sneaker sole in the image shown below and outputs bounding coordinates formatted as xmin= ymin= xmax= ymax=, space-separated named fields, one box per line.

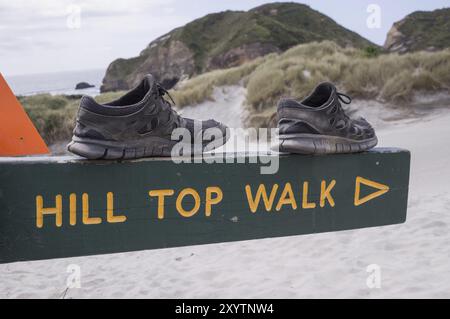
xmin=67 ymin=135 xmax=229 ymax=160
xmin=273 ymin=133 xmax=378 ymax=155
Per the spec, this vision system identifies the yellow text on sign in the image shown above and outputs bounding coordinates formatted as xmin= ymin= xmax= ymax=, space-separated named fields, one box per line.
xmin=149 ymin=187 xmax=223 ymax=219
xmin=36 ymin=192 xmax=126 ymax=228
xmin=245 ymin=180 xmax=336 ymax=213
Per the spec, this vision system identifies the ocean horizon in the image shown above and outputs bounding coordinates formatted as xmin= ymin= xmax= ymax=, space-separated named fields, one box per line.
xmin=3 ymin=69 xmax=105 ymax=96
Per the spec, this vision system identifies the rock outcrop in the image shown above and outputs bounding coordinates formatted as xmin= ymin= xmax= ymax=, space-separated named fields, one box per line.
xmin=101 ymin=2 xmax=376 ymax=92
xmin=75 ymin=82 xmax=95 ymax=90
xmin=384 ymin=8 xmax=450 ymax=53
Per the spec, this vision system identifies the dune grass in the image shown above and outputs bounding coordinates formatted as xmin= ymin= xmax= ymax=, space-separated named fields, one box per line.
xmin=19 ymin=94 xmax=78 ymax=144
xmin=246 ymin=41 xmax=450 ymax=108
xmin=171 ymin=41 xmax=450 ymax=126
xmin=21 ymin=41 xmax=450 ymax=144
xmin=170 ymin=57 xmax=268 ymax=106
xmin=20 ymin=91 xmax=124 ymax=144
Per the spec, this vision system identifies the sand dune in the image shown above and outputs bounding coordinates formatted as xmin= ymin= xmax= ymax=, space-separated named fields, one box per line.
xmin=1 ymin=88 xmax=449 ymax=299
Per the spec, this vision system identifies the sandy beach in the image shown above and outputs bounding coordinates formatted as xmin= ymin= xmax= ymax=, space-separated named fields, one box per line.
xmin=1 ymin=88 xmax=449 ymax=299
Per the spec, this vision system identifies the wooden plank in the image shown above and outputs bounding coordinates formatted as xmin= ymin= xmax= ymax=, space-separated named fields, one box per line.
xmin=0 ymin=148 xmax=410 ymax=264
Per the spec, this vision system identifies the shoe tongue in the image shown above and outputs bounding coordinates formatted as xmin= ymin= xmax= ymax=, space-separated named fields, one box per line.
xmin=142 ymin=74 xmax=155 ymax=92
xmin=302 ymin=82 xmax=337 ymax=108
xmin=322 ymin=82 xmax=338 ymax=106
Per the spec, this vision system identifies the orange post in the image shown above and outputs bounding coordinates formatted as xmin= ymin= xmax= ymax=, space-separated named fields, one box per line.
xmin=0 ymin=73 xmax=49 ymax=156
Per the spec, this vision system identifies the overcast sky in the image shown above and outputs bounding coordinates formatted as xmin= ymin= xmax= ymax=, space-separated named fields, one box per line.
xmin=0 ymin=0 xmax=448 ymax=76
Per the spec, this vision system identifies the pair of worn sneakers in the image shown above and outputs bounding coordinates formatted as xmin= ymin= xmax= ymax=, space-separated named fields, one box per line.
xmin=67 ymin=74 xmax=377 ymax=159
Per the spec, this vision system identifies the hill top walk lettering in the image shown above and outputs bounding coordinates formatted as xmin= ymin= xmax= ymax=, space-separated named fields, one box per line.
xmin=35 ymin=176 xmax=390 ymax=228
xmin=0 ymin=150 xmax=410 ymax=263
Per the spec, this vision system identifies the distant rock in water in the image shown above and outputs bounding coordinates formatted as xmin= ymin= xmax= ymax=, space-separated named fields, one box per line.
xmin=384 ymin=8 xmax=450 ymax=53
xmin=100 ymin=2 xmax=376 ymax=93
xmin=75 ymin=82 xmax=95 ymax=90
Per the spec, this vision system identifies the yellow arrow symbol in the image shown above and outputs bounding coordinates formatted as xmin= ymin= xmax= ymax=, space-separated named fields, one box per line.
xmin=354 ymin=177 xmax=390 ymax=206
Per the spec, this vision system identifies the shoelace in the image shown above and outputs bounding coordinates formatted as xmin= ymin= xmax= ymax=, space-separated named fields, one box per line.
xmin=156 ymin=83 xmax=177 ymax=106
xmin=337 ymin=92 xmax=352 ymax=105
xmin=154 ymin=83 xmax=181 ymax=128
xmin=333 ymin=92 xmax=372 ymax=136
xmin=329 ymin=92 xmax=352 ymax=129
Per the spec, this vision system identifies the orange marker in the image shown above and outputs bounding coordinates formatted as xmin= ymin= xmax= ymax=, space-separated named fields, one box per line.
xmin=0 ymin=73 xmax=49 ymax=156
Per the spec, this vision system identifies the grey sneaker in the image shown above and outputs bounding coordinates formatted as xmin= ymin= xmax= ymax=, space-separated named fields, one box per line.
xmin=67 ymin=74 xmax=229 ymax=159
xmin=275 ymin=82 xmax=377 ymax=154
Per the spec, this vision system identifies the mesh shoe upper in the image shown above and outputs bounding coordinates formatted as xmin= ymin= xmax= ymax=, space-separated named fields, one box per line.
xmin=277 ymin=82 xmax=376 ymax=141
xmin=73 ymin=74 xmax=228 ymax=144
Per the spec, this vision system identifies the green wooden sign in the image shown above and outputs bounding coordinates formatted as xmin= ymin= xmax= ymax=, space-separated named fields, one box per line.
xmin=0 ymin=148 xmax=410 ymax=264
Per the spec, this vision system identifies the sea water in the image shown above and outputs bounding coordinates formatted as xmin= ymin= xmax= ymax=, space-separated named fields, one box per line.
xmin=4 ymin=69 xmax=105 ymax=96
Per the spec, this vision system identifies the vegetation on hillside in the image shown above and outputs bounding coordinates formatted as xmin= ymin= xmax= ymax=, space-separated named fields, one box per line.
xmin=22 ymin=42 xmax=450 ymax=144
xmin=170 ymin=2 xmax=375 ymax=71
xmin=170 ymin=57 xmax=267 ymax=106
xmin=386 ymin=8 xmax=450 ymax=52
xmin=173 ymin=41 xmax=450 ymax=126
xmin=103 ymin=2 xmax=376 ymax=92
xmin=19 ymin=91 xmax=124 ymax=144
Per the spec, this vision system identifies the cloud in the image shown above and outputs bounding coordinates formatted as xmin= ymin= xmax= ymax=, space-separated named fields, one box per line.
xmin=0 ymin=0 xmax=185 ymax=75
xmin=0 ymin=0 xmax=177 ymax=36
xmin=0 ymin=0 xmax=179 ymax=49
xmin=0 ymin=0 xmax=175 ymax=19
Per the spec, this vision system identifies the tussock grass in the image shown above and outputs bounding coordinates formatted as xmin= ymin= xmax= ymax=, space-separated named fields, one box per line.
xmin=20 ymin=94 xmax=78 ymax=144
xmin=171 ymin=41 xmax=450 ymax=127
xmin=171 ymin=57 xmax=268 ymax=106
xmin=21 ymin=41 xmax=450 ymax=145
xmin=20 ymin=91 xmax=125 ymax=144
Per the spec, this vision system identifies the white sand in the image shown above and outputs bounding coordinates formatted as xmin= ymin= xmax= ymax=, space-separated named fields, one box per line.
xmin=178 ymin=85 xmax=249 ymax=128
xmin=1 ymin=87 xmax=450 ymax=299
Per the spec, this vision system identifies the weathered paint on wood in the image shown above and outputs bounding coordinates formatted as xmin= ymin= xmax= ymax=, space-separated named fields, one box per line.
xmin=0 ymin=148 xmax=410 ymax=264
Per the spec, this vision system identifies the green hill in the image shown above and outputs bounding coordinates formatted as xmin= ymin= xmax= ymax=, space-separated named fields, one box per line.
xmin=171 ymin=41 xmax=450 ymax=128
xmin=101 ymin=2 xmax=376 ymax=92
xmin=23 ymin=42 xmax=450 ymax=145
xmin=385 ymin=8 xmax=450 ymax=53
